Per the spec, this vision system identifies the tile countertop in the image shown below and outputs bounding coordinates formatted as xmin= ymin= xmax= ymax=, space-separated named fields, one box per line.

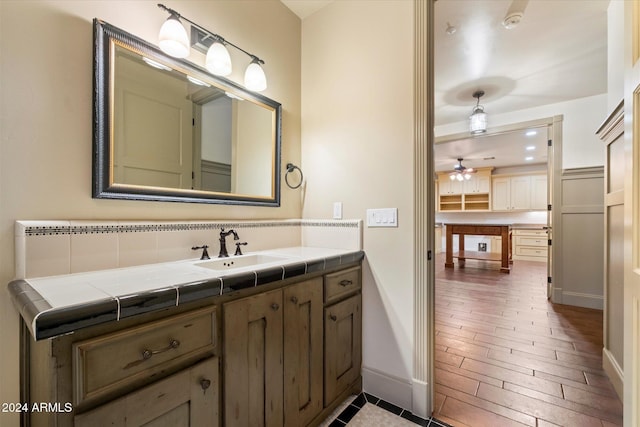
xmin=9 ymin=247 xmax=365 ymax=341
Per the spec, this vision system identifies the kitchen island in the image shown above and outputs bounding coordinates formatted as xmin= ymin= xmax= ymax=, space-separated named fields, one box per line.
xmin=444 ymin=223 xmax=512 ymax=273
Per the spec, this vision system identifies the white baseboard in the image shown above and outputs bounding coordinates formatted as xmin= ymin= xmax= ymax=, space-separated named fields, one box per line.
xmin=562 ymin=291 xmax=604 ymax=310
xmin=602 ymin=347 xmax=623 ymax=400
xmin=411 ymin=378 xmax=429 ymax=419
xmin=362 ymin=366 xmax=413 ymax=411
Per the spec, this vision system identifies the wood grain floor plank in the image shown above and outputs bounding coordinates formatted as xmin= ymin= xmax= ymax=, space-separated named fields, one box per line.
xmin=433 ymin=255 xmax=623 ymax=426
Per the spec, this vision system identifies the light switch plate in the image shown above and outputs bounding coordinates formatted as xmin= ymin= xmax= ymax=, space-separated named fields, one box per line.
xmin=366 ymin=208 xmax=398 ymax=227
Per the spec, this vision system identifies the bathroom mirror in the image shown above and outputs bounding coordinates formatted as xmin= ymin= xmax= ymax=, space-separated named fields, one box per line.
xmin=93 ymin=19 xmax=281 ymax=206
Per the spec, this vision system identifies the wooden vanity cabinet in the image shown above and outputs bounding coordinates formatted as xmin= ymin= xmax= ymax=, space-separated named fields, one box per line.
xmin=223 ymin=278 xmax=324 ymax=427
xmin=27 ymin=306 xmax=219 ymax=427
xmin=74 ymin=357 xmax=218 ymax=427
xmin=323 ymin=268 xmax=362 ymax=405
xmin=222 ymin=266 xmax=362 ymax=427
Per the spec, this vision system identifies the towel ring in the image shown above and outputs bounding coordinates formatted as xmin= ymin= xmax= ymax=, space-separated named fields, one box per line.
xmin=285 ymin=163 xmax=304 ymax=189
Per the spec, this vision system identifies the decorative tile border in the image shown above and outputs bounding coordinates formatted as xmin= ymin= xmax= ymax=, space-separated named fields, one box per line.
xmin=328 ymin=392 xmax=451 ymax=426
xmin=20 ymin=219 xmax=360 ymax=236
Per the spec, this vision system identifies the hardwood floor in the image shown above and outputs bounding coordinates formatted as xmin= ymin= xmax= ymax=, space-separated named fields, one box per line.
xmin=434 ymin=255 xmax=622 ymax=426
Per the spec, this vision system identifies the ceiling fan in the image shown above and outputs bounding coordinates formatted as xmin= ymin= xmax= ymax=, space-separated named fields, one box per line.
xmin=450 ymin=158 xmax=476 ymax=181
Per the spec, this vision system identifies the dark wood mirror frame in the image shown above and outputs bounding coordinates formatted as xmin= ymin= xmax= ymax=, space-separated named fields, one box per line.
xmin=92 ymin=19 xmax=282 ymax=206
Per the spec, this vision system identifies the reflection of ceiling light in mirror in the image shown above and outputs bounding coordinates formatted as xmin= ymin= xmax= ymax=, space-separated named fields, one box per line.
xmin=225 ymin=92 xmax=244 ymax=100
xmin=186 ymin=75 xmax=210 ymax=87
xmin=526 ymin=130 xmax=537 ymax=136
xmin=142 ymin=57 xmax=172 ymax=71
xmin=525 ymin=156 xmax=534 ymax=161
xmin=526 ymin=146 xmax=535 ymax=151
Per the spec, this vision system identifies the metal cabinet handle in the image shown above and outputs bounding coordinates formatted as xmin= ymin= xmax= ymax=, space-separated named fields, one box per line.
xmin=329 ymin=314 xmax=337 ymax=321
xmin=339 ymin=280 xmax=353 ymax=287
xmin=271 ymin=303 xmax=280 ymax=311
xmin=290 ymin=296 xmax=298 ymax=304
xmin=200 ymin=378 xmax=211 ymax=391
xmin=141 ymin=339 xmax=180 ymax=361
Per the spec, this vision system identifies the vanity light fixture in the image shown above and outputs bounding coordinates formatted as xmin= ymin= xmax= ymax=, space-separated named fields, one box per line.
xmin=157 ymin=3 xmax=267 ymax=92
xmin=469 ymin=90 xmax=488 ymax=134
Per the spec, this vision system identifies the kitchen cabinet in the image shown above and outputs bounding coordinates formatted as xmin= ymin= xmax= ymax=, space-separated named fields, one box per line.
xmin=437 ymin=168 xmax=492 ymax=211
xmin=512 ymin=229 xmax=548 ymax=261
xmin=492 ymin=174 xmax=547 ymax=211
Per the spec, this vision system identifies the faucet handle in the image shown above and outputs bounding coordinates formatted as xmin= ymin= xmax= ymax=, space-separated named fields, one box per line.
xmin=192 ymin=245 xmax=210 ymax=260
xmin=235 ymin=242 xmax=248 ymax=256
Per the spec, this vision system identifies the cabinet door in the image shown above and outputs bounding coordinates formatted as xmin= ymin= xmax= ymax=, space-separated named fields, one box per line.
xmin=492 ymin=177 xmax=510 ymax=210
xmin=476 ymin=173 xmax=491 ymax=193
xmin=439 ymin=176 xmax=463 ymax=195
xmin=74 ymin=357 xmax=219 ymax=427
xmin=324 ymin=293 xmax=362 ymax=405
xmin=283 ymin=278 xmax=323 ymax=427
xmin=510 ymin=176 xmax=531 ymax=209
xmin=530 ymin=174 xmax=547 ymax=210
xmin=224 ymin=289 xmax=283 ymax=427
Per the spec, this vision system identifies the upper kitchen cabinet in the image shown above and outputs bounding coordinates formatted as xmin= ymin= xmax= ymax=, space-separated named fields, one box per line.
xmin=463 ymin=169 xmax=491 ymax=194
xmin=492 ymin=173 xmax=547 ymax=211
xmin=437 ymin=168 xmax=492 ymax=212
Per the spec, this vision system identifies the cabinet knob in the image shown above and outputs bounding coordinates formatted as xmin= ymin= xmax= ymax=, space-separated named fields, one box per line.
xmin=290 ymin=296 xmax=298 ymax=304
xmin=200 ymin=378 xmax=211 ymax=391
xmin=339 ymin=280 xmax=353 ymax=287
xmin=329 ymin=314 xmax=337 ymax=321
xmin=271 ymin=303 xmax=280 ymax=311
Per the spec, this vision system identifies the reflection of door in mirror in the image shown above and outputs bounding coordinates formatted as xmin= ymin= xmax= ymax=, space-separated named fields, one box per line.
xmin=113 ymin=48 xmax=192 ymax=189
xmin=193 ymin=94 xmax=233 ymax=193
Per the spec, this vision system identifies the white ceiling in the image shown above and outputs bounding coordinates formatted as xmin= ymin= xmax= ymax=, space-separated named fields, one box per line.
xmin=280 ymin=0 xmax=609 ymax=172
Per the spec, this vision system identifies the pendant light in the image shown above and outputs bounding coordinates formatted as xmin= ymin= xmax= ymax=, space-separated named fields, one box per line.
xmin=244 ymin=58 xmax=267 ymax=92
xmin=158 ymin=13 xmax=190 ymax=58
xmin=469 ymin=90 xmax=488 ymax=134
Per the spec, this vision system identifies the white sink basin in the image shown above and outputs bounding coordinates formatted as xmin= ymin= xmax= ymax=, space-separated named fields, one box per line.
xmin=195 ymin=254 xmax=291 ymax=271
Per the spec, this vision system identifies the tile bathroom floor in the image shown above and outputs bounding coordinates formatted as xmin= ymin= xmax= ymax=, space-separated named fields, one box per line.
xmin=434 ymin=255 xmax=623 ymax=426
xmin=322 ymin=392 xmax=452 ymax=426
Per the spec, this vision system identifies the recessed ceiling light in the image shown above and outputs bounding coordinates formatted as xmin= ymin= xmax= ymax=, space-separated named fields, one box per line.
xmin=526 ymin=130 xmax=537 ymax=137
xmin=525 ymin=156 xmax=534 ymax=161
xmin=526 ymin=146 xmax=535 ymax=151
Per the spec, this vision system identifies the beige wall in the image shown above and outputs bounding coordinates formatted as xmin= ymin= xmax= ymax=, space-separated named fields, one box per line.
xmin=0 ymin=1 xmax=300 ymax=422
xmin=301 ymin=1 xmax=416 ymax=407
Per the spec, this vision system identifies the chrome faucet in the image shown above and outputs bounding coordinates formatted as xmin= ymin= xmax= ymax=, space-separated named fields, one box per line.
xmin=218 ymin=228 xmax=239 ymax=257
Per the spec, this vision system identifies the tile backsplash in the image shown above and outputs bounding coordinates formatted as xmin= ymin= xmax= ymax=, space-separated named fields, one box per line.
xmin=15 ymin=219 xmax=362 ymax=279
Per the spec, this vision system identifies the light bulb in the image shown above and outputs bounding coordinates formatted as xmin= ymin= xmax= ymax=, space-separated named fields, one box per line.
xmin=158 ymin=15 xmax=190 ymax=58
xmin=449 ymin=174 xmax=456 ymax=181
xmin=456 ymin=174 xmax=463 ymax=182
xmin=244 ymin=59 xmax=267 ymax=92
xmin=206 ymin=41 xmax=232 ymax=76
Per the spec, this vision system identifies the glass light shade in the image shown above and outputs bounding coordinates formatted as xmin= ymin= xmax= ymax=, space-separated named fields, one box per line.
xmin=244 ymin=60 xmax=267 ymax=92
xmin=456 ymin=174 xmax=464 ymax=182
xmin=206 ymin=41 xmax=232 ymax=76
xmin=449 ymin=174 xmax=456 ymax=181
xmin=158 ymin=16 xmax=190 ymax=58
xmin=464 ymin=173 xmax=471 ymax=180
xmin=469 ymin=106 xmax=487 ymax=134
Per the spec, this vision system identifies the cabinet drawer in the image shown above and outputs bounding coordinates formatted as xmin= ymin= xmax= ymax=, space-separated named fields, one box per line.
xmin=324 ymin=267 xmax=361 ymax=303
xmin=73 ymin=306 xmax=216 ymax=407
xmin=515 ymin=246 xmax=547 ymax=257
xmin=513 ymin=229 xmax=547 ymax=237
xmin=515 ymin=236 xmax=547 ymax=247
